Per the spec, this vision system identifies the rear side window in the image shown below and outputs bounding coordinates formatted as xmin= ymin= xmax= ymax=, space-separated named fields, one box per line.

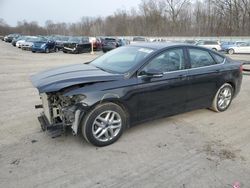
xmin=188 ymin=48 xmax=216 ymax=68
xmin=212 ymin=53 xmax=225 ymax=64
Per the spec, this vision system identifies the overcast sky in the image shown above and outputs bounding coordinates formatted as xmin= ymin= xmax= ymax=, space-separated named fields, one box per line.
xmin=0 ymin=0 xmax=142 ymax=26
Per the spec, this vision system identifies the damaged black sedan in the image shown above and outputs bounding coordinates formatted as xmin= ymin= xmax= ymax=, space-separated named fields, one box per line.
xmin=63 ymin=36 xmax=91 ymax=54
xmin=31 ymin=43 xmax=242 ymax=146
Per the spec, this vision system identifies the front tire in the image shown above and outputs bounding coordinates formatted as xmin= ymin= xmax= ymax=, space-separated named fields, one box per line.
xmin=211 ymin=83 xmax=233 ymax=112
xmin=81 ymin=103 xmax=126 ymax=146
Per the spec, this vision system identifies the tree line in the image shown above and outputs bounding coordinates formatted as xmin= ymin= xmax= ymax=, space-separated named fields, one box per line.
xmin=0 ymin=0 xmax=250 ymax=37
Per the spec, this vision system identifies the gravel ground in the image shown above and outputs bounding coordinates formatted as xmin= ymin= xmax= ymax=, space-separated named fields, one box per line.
xmin=0 ymin=41 xmax=250 ymax=188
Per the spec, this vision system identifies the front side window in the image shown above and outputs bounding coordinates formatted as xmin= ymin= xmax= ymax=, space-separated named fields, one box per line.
xmin=188 ymin=48 xmax=216 ymax=68
xmin=142 ymin=48 xmax=185 ymax=73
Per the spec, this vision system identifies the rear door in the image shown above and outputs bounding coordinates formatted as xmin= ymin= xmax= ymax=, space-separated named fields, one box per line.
xmin=185 ymin=47 xmax=224 ymax=110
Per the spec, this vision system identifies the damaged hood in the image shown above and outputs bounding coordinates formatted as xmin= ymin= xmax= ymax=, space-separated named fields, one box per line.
xmin=30 ymin=63 xmax=123 ymax=93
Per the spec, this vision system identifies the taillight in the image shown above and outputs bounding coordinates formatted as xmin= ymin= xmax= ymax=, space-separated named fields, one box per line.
xmin=240 ymin=64 xmax=243 ymax=73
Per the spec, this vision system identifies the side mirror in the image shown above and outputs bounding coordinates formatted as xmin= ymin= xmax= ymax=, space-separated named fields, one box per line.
xmin=140 ymin=69 xmax=163 ymax=80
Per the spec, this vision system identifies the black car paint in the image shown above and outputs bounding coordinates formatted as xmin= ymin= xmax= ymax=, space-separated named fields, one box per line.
xmin=12 ymin=36 xmax=23 ymax=46
xmin=31 ymin=44 xmax=242 ymax=127
xmin=63 ymin=37 xmax=91 ymax=54
xmin=5 ymin=34 xmax=20 ymax=43
xmin=102 ymin=38 xmax=120 ymax=52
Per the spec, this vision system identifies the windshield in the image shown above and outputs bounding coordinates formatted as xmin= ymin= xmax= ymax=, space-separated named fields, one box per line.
xmin=105 ymin=38 xmax=116 ymax=42
xmin=133 ymin=37 xmax=146 ymax=42
xmin=26 ymin=37 xmax=39 ymax=42
xmin=37 ymin=37 xmax=48 ymax=42
xmin=68 ymin=37 xmax=81 ymax=43
xmin=90 ymin=46 xmax=155 ymax=73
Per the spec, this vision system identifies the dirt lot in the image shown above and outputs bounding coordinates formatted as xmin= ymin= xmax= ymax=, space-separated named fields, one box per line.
xmin=0 ymin=41 xmax=250 ymax=188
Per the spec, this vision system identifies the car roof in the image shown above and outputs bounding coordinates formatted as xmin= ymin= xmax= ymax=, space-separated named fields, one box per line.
xmin=129 ymin=42 xmax=188 ymax=50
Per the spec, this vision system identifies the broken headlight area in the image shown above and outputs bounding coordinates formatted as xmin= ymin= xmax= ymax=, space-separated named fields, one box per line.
xmin=37 ymin=93 xmax=86 ymax=137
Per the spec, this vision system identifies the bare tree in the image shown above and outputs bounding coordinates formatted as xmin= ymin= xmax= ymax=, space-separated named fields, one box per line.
xmin=1 ymin=0 xmax=250 ymax=37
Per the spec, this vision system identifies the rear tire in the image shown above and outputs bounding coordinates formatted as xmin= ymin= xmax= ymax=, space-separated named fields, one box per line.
xmin=81 ymin=103 xmax=126 ymax=147
xmin=211 ymin=83 xmax=233 ymax=112
xmin=228 ymin=49 xmax=234 ymax=55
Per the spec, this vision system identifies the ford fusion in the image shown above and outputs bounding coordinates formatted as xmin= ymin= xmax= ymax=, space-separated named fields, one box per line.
xmin=31 ymin=43 xmax=242 ymax=146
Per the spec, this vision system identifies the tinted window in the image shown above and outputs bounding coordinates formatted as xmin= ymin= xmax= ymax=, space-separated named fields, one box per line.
xmin=105 ymin=38 xmax=116 ymax=42
xmin=133 ymin=37 xmax=146 ymax=42
xmin=212 ymin=53 xmax=225 ymax=64
xmin=68 ymin=37 xmax=81 ymax=43
xmin=204 ymin=41 xmax=217 ymax=45
xmin=188 ymin=48 xmax=216 ymax=68
xmin=142 ymin=48 xmax=185 ymax=73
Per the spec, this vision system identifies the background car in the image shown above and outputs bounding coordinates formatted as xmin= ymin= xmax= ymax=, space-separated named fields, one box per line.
xmin=220 ymin=41 xmax=247 ymax=52
xmin=3 ymin=33 xmax=20 ymax=42
xmin=32 ymin=37 xmax=57 ymax=53
xmin=89 ymin=37 xmax=102 ymax=51
xmin=16 ymin=36 xmax=36 ymax=48
xmin=63 ymin=36 xmax=91 ymax=54
xmin=227 ymin=42 xmax=250 ymax=54
xmin=184 ymin=40 xmax=197 ymax=44
xmin=117 ymin=38 xmax=130 ymax=46
xmin=21 ymin=36 xmax=39 ymax=51
xmin=131 ymin=36 xmax=147 ymax=44
xmin=196 ymin=40 xmax=221 ymax=51
xmin=102 ymin=38 xmax=119 ymax=52
xmin=11 ymin=35 xmax=24 ymax=46
xmin=49 ymin=35 xmax=69 ymax=51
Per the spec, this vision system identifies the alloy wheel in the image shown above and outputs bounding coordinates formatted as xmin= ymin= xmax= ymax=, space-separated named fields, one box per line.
xmin=217 ymin=87 xmax=232 ymax=110
xmin=92 ymin=110 xmax=122 ymax=142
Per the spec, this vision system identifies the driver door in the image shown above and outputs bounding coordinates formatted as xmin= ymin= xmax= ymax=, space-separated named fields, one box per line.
xmin=136 ymin=47 xmax=189 ymax=121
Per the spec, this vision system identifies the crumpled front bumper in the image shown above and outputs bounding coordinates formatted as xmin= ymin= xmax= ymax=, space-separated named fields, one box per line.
xmin=38 ymin=113 xmax=64 ymax=138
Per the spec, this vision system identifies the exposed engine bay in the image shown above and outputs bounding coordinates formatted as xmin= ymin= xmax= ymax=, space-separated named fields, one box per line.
xmin=38 ymin=92 xmax=86 ymax=137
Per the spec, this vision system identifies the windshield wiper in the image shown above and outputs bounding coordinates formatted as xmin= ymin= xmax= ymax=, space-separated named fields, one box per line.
xmin=94 ymin=65 xmax=119 ymax=74
xmin=94 ymin=65 xmax=107 ymax=72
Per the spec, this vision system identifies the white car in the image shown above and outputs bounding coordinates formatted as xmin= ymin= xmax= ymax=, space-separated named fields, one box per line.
xmin=227 ymin=43 xmax=250 ymax=55
xmin=16 ymin=36 xmax=37 ymax=48
xmin=21 ymin=41 xmax=34 ymax=50
xmin=196 ymin=40 xmax=221 ymax=51
xmin=16 ymin=39 xmax=26 ymax=48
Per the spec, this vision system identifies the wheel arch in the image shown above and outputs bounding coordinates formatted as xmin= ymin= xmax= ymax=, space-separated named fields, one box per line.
xmin=98 ymin=98 xmax=131 ymax=128
xmin=80 ymin=95 xmax=131 ymax=130
xmin=225 ymin=81 xmax=235 ymax=96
